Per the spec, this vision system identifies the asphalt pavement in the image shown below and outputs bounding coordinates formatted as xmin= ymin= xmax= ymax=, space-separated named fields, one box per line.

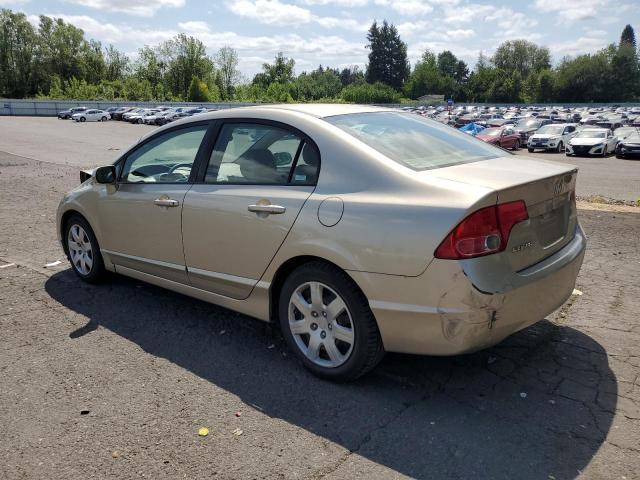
xmin=0 ymin=118 xmax=639 ymax=479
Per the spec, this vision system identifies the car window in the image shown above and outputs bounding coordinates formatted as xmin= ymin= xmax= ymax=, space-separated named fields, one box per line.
xmin=121 ymin=125 xmax=208 ymax=184
xmin=206 ymin=123 xmax=316 ymax=185
xmin=327 ymin=112 xmax=509 ymax=171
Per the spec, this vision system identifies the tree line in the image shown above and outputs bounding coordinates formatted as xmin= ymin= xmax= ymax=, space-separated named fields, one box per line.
xmin=1 ymin=8 xmax=638 ymax=103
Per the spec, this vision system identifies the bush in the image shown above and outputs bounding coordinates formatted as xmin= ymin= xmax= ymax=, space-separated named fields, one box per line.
xmin=340 ymin=82 xmax=400 ymax=103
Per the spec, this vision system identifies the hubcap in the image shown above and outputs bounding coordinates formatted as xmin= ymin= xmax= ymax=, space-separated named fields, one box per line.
xmin=288 ymin=281 xmax=355 ymax=368
xmin=67 ymin=224 xmax=93 ymax=275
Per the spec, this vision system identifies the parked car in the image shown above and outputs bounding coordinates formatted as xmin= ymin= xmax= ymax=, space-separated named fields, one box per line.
xmin=615 ymin=131 xmax=640 ymax=159
xmin=56 ymin=105 xmax=585 ymax=381
xmin=527 ymin=123 xmax=578 ymax=153
xmin=613 ymin=126 xmax=639 ymax=144
xmin=122 ymin=108 xmax=147 ymax=122
xmin=475 ymin=126 xmax=521 ymax=150
xmin=112 ymin=107 xmax=136 ymax=121
xmin=566 ymin=128 xmax=617 ymax=157
xmin=127 ymin=109 xmax=160 ymax=124
xmin=72 ymin=109 xmax=110 ymax=122
xmin=58 ymin=107 xmax=86 ymax=119
xmin=513 ymin=118 xmax=551 ymax=142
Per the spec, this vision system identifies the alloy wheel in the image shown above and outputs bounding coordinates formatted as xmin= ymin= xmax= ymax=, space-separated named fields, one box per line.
xmin=288 ymin=281 xmax=355 ymax=368
xmin=67 ymin=224 xmax=93 ymax=275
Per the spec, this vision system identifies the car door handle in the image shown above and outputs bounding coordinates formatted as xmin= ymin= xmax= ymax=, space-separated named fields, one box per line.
xmin=154 ymin=198 xmax=180 ymax=207
xmin=248 ymin=204 xmax=286 ymax=214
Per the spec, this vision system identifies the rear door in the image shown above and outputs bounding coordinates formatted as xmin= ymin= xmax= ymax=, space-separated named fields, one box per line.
xmin=182 ymin=120 xmax=320 ymax=299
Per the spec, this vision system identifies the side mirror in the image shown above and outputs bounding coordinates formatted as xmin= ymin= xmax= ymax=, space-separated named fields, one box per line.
xmin=273 ymin=152 xmax=293 ymax=166
xmin=95 ymin=165 xmax=116 ymax=184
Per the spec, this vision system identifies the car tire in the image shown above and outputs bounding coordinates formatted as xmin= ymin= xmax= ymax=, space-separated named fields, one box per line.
xmin=557 ymin=141 xmax=564 ymax=153
xmin=527 ymin=147 xmax=534 ymax=153
xmin=137 ymin=118 xmax=143 ymax=124
xmin=64 ymin=214 xmax=106 ymax=284
xmin=513 ymin=140 xmax=520 ymax=150
xmin=79 ymin=117 xmax=86 ymax=122
xmin=279 ymin=261 xmax=384 ymax=381
xmin=101 ymin=116 xmax=107 ymax=122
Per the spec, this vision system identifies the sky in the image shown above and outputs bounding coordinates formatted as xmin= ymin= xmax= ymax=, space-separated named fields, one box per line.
xmin=2 ymin=0 xmax=639 ymax=78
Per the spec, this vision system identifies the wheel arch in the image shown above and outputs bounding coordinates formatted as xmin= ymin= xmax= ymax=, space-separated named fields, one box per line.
xmin=59 ymin=209 xmax=99 ymax=256
xmin=268 ymin=255 xmax=365 ymax=322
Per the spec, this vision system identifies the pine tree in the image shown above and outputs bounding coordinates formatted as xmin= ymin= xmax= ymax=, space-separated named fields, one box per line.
xmin=365 ymin=20 xmax=409 ymax=90
xmin=620 ymin=25 xmax=636 ymax=49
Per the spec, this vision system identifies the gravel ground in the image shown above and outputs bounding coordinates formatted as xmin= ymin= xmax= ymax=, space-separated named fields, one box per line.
xmin=0 ymin=119 xmax=639 ymax=479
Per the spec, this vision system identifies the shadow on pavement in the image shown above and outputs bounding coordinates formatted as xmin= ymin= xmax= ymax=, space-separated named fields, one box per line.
xmin=46 ymin=269 xmax=616 ymax=479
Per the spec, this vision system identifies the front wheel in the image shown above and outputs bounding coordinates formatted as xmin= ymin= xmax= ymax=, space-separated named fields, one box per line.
xmin=101 ymin=116 xmax=107 ymax=122
xmin=64 ymin=215 xmax=106 ymax=283
xmin=137 ymin=118 xmax=143 ymax=124
xmin=556 ymin=141 xmax=564 ymax=153
xmin=513 ymin=140 xmax=520 ymax=150
xmin=79 ymin=116 xmax=86 ymax=122
xmin=279 ymin=262 xmax=384 ymax=381
xmin=527 ymin=147 xmax=534 ymax=153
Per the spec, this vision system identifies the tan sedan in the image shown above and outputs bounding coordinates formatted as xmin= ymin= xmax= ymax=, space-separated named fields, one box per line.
xmin=57 ymin=105 xmax=586 ymax=381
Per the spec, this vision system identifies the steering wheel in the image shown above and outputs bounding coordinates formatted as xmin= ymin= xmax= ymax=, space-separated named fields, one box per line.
xmin=169 ymin=163 xmax=193 ymax=174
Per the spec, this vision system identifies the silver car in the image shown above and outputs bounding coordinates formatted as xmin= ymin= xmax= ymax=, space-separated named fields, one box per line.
xmin=56 ymin=105 xmax=586 ymax=381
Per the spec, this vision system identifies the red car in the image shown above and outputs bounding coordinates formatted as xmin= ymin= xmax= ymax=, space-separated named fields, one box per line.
xmin=476 ymin=126 xmax=521 ymax=150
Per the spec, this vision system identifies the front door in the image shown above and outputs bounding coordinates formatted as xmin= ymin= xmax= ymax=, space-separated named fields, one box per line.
xmin=97 ymin=123 xmax=210 ymax=283
xmin=182 ymin=121 xmax=320 ymax=299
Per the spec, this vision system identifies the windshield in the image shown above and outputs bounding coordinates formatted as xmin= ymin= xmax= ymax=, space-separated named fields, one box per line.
xmin=516 ymin=119 xmax=540 ymax=128
xmin=326 ymin=112 xmax=508 ymax=171
xmin=537 ymin=125 xmax=564 ymax=135
xmin=576 ymin=131 xmax=606 ymax=138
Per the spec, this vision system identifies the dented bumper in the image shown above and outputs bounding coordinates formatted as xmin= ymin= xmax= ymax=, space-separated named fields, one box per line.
xmin=349 ymin=225 xmax=586 ymax=355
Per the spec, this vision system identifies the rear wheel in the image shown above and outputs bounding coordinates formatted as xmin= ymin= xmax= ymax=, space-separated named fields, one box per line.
xmin=279 ymin=262 xmax=384 ymax=381
xmin=64 ymin=215 xmax=106 ymax=283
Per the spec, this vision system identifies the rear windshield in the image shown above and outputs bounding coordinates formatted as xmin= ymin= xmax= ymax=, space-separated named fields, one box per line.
xmin=326 ymin=112 xmax=508 ymax=171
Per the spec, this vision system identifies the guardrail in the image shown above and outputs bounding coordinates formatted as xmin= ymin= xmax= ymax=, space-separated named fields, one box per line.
xmin=0 ymin=99 xmax=257 ymax=117
xmin=1 ymin=99 xmax=639 ymax=116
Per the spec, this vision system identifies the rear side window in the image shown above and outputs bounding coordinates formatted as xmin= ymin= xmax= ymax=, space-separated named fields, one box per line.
xmin=206 ymin=123 xmax=319 ymax=185
xmin=326 ymin=112 xmax=509 ymax=171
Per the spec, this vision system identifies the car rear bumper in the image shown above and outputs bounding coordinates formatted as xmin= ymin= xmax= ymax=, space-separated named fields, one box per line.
xmin=351 ymin=225 xmax=586 ymax=355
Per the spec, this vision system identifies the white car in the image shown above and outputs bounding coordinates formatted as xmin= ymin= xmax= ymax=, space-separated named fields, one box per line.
xmin=128 ymin=109 xmax=160 ymax=124
xmin=566 ymin=128 xmax=617 ymax=157
xmin=122 ymin=108 xmax=147 ymax=121
xmin=72 ymin=109 xmax=110 ymax=122
xmin=527 ymin=123 xmax=578 ymax=153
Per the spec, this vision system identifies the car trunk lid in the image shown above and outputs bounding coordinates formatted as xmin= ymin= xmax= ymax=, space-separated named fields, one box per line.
xmin=425 ymin=156 xmax=578 ymax=271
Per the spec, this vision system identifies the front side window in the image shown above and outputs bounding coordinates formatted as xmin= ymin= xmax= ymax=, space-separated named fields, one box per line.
xmin=121 ymin=125 xmax=208 ymax=183
xmin=206 ymin=123 xmax=319 ymax=185
xmin=326 ymin=112 xmax=509 ymax=171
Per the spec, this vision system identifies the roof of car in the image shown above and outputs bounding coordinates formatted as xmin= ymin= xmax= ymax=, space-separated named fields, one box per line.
xmin=205 ymin=103 xmax=394 ymax=119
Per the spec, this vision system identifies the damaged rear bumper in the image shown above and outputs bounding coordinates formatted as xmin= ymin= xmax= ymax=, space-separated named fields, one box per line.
xmin=350 ymin=226 xmax=586 ymax=355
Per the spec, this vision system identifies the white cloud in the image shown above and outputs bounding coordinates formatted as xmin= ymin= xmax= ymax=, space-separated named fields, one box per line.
xmin=0 ymin=0 xmax=29 ymax=5
xmin=443 ymin=3 xmax=495 ymax=24
xmin=177 ymin=21 xmax=210 ymax=33
xmin=64 ymin=0 xmax=184 ymax=17
xmin=228 ymin=0 xmax=367 ymax=31
xmin=299 ymin=0 xmax=368 ymax=5
xmin=533 ymin=0 xmax=610 ymax=22
xmin=374 ymin=0 xmax=433 ymax=16
xmin=551 ymin=35 xmax=611 ymax=56
xmin=228 ymin=0 xmax=313 ymax=25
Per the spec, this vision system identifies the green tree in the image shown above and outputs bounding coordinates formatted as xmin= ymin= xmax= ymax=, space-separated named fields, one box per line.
xmin=259 ymin=52 xmax=295 ymax=84
xmin=491 ymin=40 xmax=551 ymax=78
xmin=365 ymin=20 xmax=409 ymax=90
xmin=339 ymin=66 xmax=364 ymax=86
xmin=620 ymin=24 xmax=636 ymax=49
xmin=340 ymin=82 xmax=400 ymax=103
xmin=104 ymin=45 xmax=129 ymax=81
xmin=0 ymin=9 xmax=37 ymax=97
xmin=215 ymin=46 xmax=240 ymax=99
xmin=187 ymin=75 xmax=210 ymax=101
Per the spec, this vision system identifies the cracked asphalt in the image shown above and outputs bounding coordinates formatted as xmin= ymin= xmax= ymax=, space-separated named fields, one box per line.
xmin=1 ymin=118 xmax=639 ymax=479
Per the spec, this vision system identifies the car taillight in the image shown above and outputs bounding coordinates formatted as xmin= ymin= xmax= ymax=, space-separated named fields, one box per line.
xmin=434 ymin=201 xmax=529 ymax=259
